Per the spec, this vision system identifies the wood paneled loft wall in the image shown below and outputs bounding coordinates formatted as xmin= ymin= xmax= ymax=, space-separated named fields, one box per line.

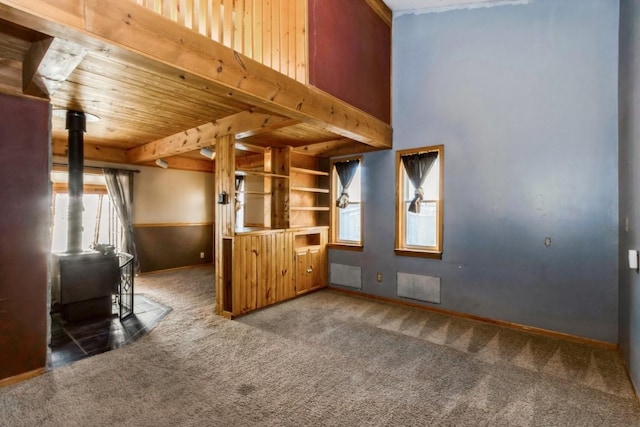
xmin=133 ymin=0 xmax=308 ymax=83
xmin=133 ymin=0 xmax=391 ymax=124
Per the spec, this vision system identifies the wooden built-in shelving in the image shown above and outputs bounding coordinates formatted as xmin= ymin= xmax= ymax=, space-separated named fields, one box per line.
xmin=291 ymin=167 xmax=329 ymax=176
xmin=290 ymin=186 xmax=329 ymax=193
xmin=236 ymin=169 xmax=289 ymax=179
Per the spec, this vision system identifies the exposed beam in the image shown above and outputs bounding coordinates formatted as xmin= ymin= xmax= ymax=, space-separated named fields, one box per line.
xmin=53 ymin=139 xmax=212 ymax=173
xmin=127 ymin=111 xmax=293 ymax=163
xmin=23 ymin=36 xmax=86 ymax=98
xmin=293 ymin=138 xmax=382 ymax=157
xmin=0 ymin=0 xmax=392 ymax=149
xmin=52 ymin=139 xmax=129 ymax=164
xmin=364 ymin=0 xmax=392 ymax=27
xmin=141 ymin=156 xmax=213 ymax=173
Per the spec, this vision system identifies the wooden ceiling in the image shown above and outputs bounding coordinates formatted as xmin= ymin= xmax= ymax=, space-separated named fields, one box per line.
xmin=0 ymin=0 xmax=392 ymax=172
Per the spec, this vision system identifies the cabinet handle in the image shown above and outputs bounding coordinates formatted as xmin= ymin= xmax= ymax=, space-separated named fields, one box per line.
xmin=307 ymin=266 xmax=313 ymax=273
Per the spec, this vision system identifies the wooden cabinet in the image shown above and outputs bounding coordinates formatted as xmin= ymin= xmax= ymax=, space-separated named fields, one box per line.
xmin=217 ymin=144 xmax=330 ymax=319
xmin=294 ymin=228 xmax=327 ymax=295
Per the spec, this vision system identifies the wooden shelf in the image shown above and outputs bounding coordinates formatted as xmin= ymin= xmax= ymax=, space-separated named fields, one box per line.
xmin=236 ymin=169 xmax=289 ymax=179
xmin=290 ymin=206 xmax=330 ymax=211
xmin=237 ymin=190 xmax=271 ymax=195
xmin=291 ymin=186 xmax=329 ymax=194
xmin=291 ymin=167 xmax=329 ymax=176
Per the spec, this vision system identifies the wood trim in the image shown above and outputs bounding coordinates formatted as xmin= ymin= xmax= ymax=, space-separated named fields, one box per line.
xmin=394 ymin=249 xmax=442 ymax=259
xmin=326 ymin=243 xmax=363 ymax=251
xmin=0 ymin=367 xmax=45 ymax=389
xmin=133 ymin=222 xmax=213 ymax=228
xmin=327 ymin=286 xmax=618 ymax=350
xmin=330 ymin=155 xmax=363 ymax=246
xmin=363 ymin=0 xmax=392 ymax=27
xmin=395 ymin=145 xmax=444 ymax=255
xmin=52 ymin=182 xmax=107 ymax=194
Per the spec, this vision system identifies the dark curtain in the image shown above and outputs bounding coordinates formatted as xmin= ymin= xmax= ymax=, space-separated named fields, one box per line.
xmin=401 ymin=152 xmax=438 ymax=213
xmin=334 ymin=159 xmax=360 ymax=209
xmin=103 ymin=168 xmax=137 ymax=264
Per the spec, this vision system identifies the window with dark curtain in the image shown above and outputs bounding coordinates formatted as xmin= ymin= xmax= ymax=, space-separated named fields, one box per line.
xmin=401 ymin=152 xmax=438 ymax=213
xmin=334 ymin=159 xmax=360 ymax=208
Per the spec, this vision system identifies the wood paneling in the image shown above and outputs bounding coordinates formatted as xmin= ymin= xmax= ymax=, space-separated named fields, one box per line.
xmin=214 ymin=134 xmax=235 ymax=315
xmin=135 ymin=0 xmax=307 ymax=84
xmin=231 ymin=229 xmax=298 ymax=315
xmin=0 ymin=0 xmax=392 ymax=170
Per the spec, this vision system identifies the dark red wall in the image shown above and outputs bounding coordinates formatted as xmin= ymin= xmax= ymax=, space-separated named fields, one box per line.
xmin=308 ymin=0 xmax=391 ymax=123
xmin=0 ymin=93 xmax=50 ymax=381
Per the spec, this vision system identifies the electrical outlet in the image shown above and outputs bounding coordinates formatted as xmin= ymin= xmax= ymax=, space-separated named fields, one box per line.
xmin=200 ymin=252 xmax=205 ymax=259
xmin=376 ymin=273 xmax=382 ymax=282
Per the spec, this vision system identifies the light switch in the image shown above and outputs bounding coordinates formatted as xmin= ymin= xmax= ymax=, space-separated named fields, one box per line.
xmin=629 ymin=250 xmax=638 ymax=270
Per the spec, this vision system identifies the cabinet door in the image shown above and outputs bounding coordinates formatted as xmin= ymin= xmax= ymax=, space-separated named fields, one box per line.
xmin=295 ymin=248 xmax=311 ymax=295
xmin=308 ymin=247 xmax=323 ymax=290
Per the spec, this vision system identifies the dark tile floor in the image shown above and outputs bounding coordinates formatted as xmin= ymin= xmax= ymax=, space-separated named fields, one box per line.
xmin=49 ymin=295 xmax=172 ymax=368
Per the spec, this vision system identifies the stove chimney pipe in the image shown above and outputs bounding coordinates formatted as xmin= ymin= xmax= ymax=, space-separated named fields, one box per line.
xmin=66 ymin=110 xmax=86 ymax=254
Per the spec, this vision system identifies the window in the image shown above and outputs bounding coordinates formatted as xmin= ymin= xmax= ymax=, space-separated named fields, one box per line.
xmin=395 ymin=145 xmax=443 ymax=258
xmin=51 ymin=178 xmax=123 ymax=253
xmin=330 ymin=156 xmax=362 ymax=247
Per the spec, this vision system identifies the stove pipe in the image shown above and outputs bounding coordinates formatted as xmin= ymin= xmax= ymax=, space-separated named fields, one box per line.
xmin=66 ymin=110 xmax=86 ymax=254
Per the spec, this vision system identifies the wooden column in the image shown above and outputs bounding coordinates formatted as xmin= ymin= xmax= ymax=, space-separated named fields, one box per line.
xmin=214 ymin=134 xmax=235 ymax=316
xmin=269 ymin=147 xmax=291 ymax=229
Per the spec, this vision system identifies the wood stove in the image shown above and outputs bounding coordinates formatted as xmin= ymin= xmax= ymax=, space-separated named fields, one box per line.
xmin=53 ymin=110 xmax=119 ymax=322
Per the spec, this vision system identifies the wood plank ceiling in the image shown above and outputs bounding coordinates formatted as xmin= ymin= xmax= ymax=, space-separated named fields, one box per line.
xmin=0 ymin=0 xmax=392 ymax=173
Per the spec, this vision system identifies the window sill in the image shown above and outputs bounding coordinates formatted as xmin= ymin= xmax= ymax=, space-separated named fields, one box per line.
xmin=327 ymin=243 xmax=363 ymax=252
xmin=394 ymin=249 xmax=442 ymax=259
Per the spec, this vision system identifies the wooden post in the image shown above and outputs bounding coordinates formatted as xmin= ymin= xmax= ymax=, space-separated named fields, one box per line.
xmin=270 ymin=146 xmax=291 ymax=229
xmin=214 ymin=134 xmax=235 ymax=316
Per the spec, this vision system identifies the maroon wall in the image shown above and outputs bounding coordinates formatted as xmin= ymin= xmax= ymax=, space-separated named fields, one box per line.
xmin=0 ymin=93 xmax=50 ymax=381
xmin=308 ymin=0 xmax=391 ymax=123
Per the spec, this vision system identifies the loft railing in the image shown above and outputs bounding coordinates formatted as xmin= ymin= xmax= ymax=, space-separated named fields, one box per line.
xmin=132 ymin=0 xmax=308 ymax=83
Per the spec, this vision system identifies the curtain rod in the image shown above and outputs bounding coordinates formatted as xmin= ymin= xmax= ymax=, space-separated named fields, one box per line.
xmin=52 ymin=163 xmax=140 ymax=173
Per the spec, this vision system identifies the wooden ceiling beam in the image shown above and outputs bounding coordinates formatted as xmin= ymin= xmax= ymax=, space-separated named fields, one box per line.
xmin=53 ymin=139 xmax=213 ymax=173
xmin=0 ymin=0 xmax=392 ymax=149
xmin=52 ymin=139 xmax=129 ymax=164
xmin=141 ymin=156 xmax=213 ymax=173
xmin=126 ymin=110 xmax=294 ymax=163
xmin=293 ymin=138 xmax=383 ymax=157
xmin=23 ymin=36 xmax=86 ymax=98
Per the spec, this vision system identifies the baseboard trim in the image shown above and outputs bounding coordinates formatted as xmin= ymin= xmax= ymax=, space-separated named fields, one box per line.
xmin=138 ymin=263 xmax=213 ymax=275
xmin=619 ymin=353 xmax=640 ymax=404
xmin=0 ymin=367 xmax=46 ymax=388
xmin=327 ymin=286 xmax=617 ymax=350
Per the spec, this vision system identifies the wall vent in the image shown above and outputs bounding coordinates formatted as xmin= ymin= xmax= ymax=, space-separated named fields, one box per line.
xmin=330 ymin=263 xmax=362 ymax=289
xmin=397 ymin=272 xmax=440 ymax=304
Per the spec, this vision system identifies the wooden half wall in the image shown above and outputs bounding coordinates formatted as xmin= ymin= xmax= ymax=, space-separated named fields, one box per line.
xmin=0 ymin=93 xmax=50 ymax=383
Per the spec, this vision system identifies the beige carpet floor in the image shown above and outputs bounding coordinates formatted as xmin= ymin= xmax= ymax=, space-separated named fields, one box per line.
xmin=1 ymin=265 xmax=639 ymax=426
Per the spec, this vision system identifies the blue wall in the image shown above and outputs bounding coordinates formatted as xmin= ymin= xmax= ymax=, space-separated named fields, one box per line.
xmin=619 ymin=0 xmax=640 ymax=394
xmin=330 ymin=0 xmax=620 ymax=343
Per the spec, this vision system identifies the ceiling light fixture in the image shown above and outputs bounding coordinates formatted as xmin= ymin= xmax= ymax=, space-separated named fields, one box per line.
xmin=199 ymin=147 xmax=215 ymax=160
xmin=155 ymin=159 xmax=169 ymax=169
